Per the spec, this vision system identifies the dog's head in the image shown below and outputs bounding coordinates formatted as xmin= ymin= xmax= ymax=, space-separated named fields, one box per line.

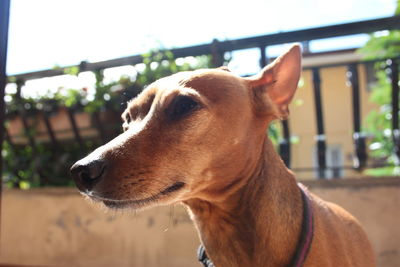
xmin=70 ymin=45 xmax=301 ymax=209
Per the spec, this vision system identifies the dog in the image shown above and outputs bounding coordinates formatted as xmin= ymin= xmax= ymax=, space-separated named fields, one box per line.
xmin=71 ymin=44 xmax=375 ymax=267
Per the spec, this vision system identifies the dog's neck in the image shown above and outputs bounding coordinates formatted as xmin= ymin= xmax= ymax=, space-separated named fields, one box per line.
xmin=184 ymin=138 xmax=303 ymax=267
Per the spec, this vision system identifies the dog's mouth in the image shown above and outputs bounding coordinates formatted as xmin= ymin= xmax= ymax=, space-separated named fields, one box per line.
xmin=86 ymin=181 xmax=186 ymax=210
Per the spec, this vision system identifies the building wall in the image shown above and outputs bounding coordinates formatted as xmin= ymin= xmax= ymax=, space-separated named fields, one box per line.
xmin=290 ymin=64 xmax=376 ymax=179
xmin=0 ymin=178 xmax=399 ymax=267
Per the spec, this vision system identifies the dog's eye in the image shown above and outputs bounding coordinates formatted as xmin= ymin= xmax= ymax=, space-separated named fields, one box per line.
xmin=169 ymin=95 xmax=199 ymax=120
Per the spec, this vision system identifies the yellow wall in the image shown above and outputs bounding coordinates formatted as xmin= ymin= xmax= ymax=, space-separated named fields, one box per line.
xmin=289 ymin=65 xmax=376 ymax=179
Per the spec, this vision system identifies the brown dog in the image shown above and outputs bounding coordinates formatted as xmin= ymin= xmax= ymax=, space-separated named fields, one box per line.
xmin=71 ymin=45 xmax=375 ymax=267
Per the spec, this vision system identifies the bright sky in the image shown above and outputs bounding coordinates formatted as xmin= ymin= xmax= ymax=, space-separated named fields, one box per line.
xmin=7 ymin=0 xmax=396 ymax=76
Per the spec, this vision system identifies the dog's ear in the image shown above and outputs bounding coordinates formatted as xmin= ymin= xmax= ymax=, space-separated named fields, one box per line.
xmin=245 ymin=44 xmax=301 ymax=119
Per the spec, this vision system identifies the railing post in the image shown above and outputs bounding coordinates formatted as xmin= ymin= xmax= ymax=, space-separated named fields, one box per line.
xmin=279 ymin=120 xmax=291 ymax=168
xmin=4 ymin=128 xmax=13 ymax=147
xmin=258 ymin=45 xmax=291 ymax=167
xmin=312 ymin=68 xmax=327 ymax=178
xmin=14 ymin=81 xmax=36 ymax=148
xmin=42 ymin=111 xmax=59 ymax=151
xmin=389 ymin=59 xmax=400 ymax=163
xmin=347 ymin=63 xmax=367 ymax=170
xmin=19 ymin=107 xmax=36 ymax=148
xmin=259 ymin=45 xmax=268 ymax=67
xmin=211 ymin=39 xmax=224 ymax=67
xmin=0 ymin=0 xmax=10 ymax=252
xmin=66 ymin=108 xmax=85 ymax=150
xmin=92 ymin=111 xmax=107 ymax=144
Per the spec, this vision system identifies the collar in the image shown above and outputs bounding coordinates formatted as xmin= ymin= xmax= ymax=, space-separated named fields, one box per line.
xmin=290 ymin=183 xmax=314 ymax=267
xmin=197 ymin=183 xmax=314 ymax=267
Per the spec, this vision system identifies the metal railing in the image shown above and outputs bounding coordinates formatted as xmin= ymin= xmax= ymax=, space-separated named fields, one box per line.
xmin=2 ymin=15 xmax=400 ymax=184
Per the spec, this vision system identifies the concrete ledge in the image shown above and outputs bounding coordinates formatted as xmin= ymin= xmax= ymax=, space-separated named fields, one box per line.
xmin=301 ymin=176 xmax=400 ymax=189
xmin=1 ymin=177 xmax=399 ymax=267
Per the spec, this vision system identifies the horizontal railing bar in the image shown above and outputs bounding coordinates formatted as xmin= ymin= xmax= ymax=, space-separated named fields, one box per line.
xmin=303 ymin=57 xmax=399 ymax=71
xmin=9 ymin=16 xmax=400 ymax=81
xmin=216 ymin=16 xmax=400 ymax=51
xmin=294 ymin=162 xmax=400 ymax=172
xmin=241 ymin=56 xmax=400 ymax=78
xmin=12 ymin=52 xmax=400 ymax=88
xmin=293 ymin=166 xmax=355 ymax=172
xmin=294 ymin=165 xmax=379 ymax=172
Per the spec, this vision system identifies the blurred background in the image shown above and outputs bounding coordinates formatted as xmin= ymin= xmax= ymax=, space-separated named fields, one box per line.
xmin=0 ymin=0 xmax=399 ymax=266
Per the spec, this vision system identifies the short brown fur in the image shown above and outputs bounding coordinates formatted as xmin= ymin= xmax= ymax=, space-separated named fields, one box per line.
xmin=71 ymin=45 xmax=375 ymax=266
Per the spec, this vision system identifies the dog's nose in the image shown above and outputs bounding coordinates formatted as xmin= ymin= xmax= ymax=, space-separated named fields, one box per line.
xmin=70 ymin=160 xmax=107 ymax=191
